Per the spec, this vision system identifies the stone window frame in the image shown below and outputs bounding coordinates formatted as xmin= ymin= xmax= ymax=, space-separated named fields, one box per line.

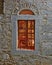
xmin=11 ymin=14 xmax=40 ymax=55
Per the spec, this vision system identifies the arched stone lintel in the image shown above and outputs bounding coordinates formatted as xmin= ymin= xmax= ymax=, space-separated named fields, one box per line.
xmin=12 ymin=7 xmax=39 ymax=15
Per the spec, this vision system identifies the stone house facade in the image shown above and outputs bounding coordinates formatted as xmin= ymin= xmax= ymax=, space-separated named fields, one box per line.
xmin=0 ymin=0 xmax=52 ymax=65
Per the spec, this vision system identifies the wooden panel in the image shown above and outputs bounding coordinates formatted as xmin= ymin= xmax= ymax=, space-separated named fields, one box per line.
xmin=18 ymin=20 xmax=35 ymax=50
xmin=0 ymin=0 xmax=3 ymax=14
xmin=19 ymin=9 xmax=34 ymax=15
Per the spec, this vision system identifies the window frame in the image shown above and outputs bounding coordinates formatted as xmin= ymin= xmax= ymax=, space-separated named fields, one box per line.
xmin=11 ymin=14 xmax=40 ymax=55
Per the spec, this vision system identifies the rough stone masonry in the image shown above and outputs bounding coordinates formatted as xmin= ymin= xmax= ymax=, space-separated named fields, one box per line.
xmin=0 ymin=0 xmax=52 ymax=65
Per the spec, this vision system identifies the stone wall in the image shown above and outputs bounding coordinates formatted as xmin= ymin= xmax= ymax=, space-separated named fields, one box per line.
xmin=0 ymin=0 xmax=52 ymax=65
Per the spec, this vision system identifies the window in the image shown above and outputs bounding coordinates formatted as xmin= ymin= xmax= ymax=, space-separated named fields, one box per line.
xmin=17 ymin=9 xmax=35 ymax=50
xmin=0 ymin=0 xmax=4 ymax=14
xmin=12 ymin=9 xmax=40 ymax=54
xmin=18 ymin=20 xmax=35 ymax=50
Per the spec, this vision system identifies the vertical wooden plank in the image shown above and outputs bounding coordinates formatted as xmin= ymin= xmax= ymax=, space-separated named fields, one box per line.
xmin=0 ymin=0 xmax=4 ymax=14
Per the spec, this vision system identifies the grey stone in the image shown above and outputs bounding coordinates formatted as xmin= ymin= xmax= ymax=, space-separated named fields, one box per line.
xmin=0 ymin=0 xmax=52 ymax=65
